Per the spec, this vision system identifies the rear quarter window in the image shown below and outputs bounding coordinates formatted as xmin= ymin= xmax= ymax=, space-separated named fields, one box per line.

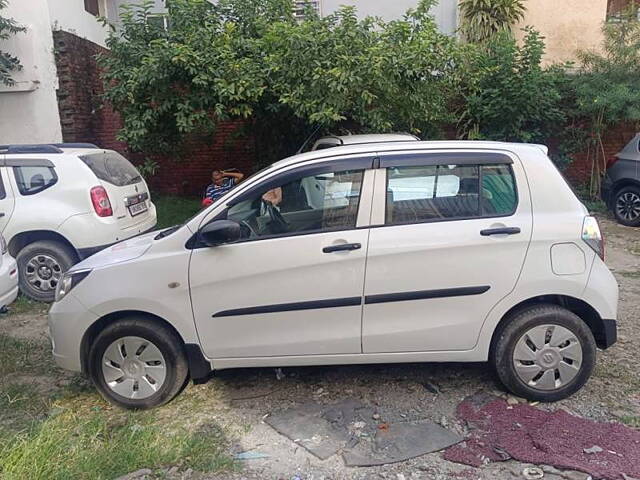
xmin=80 ymin=151 xmax=142 ymax=187
xmin=13 ymin=166 xmax=58 ymax=196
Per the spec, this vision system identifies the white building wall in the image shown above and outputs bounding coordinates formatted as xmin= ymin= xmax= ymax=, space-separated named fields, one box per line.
xmin=47 ymin=0 xmax=114 ymax=48
xmin=320 ymin=0 xmax=458 ymax=34
xmin=0 ymin=0 xmax=62 ymax=144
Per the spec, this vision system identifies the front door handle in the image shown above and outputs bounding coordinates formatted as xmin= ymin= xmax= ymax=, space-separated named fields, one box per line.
xmin=480 ymin=227 xmax=521 ymax=236
xmin=323 ymin=243 xmax=362 ymax=253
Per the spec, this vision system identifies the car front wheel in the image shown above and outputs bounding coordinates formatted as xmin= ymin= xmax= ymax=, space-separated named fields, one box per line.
xmin=492 ymin=304 xmax=596 ymax=402
xmin=88 ymin=317 xmax=189 ymax=409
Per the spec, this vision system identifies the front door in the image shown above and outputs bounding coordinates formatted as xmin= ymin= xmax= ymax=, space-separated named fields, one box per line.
xmin=190 ymin=159 xmax=374 ymax=359
xmin=362 ymin=151 xmax=532 ymax=353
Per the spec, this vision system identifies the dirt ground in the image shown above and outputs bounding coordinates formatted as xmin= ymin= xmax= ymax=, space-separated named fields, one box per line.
xmin=1 ymin=216 xmax=639 ymax=480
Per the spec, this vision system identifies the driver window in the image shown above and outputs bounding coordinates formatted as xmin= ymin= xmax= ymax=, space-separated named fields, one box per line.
xmin=226 ymin=169 xmax=364 ymax=240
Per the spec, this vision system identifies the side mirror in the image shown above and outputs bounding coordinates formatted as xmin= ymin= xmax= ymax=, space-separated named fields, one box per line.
xmin=199 ymin=220 xmax=241 ymax=247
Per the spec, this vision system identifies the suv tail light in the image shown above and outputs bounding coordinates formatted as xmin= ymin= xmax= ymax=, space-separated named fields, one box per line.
xmin=582 ymin=216 xmax=604 ymax=260
xmin=90 ymin=186 xmax=113 ymax=217
xmin=606 ymin=155 xmax=619 ymax=169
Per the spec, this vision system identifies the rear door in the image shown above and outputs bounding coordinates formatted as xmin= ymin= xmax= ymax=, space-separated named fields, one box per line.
xmin=79 ymin=151 xmax=152 ymax=229
xmin=362 ymin=150 xmax=532 ymax=353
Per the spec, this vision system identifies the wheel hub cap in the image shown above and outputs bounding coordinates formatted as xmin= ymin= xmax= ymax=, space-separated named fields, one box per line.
xmin=616 ymin=192 xmax=640 ymax=221
xmin=101 ymin=336 xmax=167 ymax=400
xmin=25 ymin=254 xmax=62 ymax=292
xmin=512 ymin=324 xmax=583 ymax=391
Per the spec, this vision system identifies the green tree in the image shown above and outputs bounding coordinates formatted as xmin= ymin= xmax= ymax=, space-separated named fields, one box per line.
xmin=456 ymin=28 xmax=566 ymax=144
xmin=571 ymin=7 xmax=640 ymax=196
xmin=458 ymin=0 xmax=526 ymax=43
xmin=0 ymin=0 xmax=25 ymax=86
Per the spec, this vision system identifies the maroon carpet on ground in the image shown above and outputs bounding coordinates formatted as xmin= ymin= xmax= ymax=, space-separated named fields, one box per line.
xmin=444 ymin=394 xmax=640 ymax=480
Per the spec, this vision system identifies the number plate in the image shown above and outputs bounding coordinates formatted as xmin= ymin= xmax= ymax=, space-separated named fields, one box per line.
xmin=128 ymin=201 xmax=148 ymax=217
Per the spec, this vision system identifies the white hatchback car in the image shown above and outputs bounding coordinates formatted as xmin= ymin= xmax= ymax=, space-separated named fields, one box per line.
xmin=0 ymin=144 xmax=157 ymax=302
xmin=49 ymin=141 xmax=618 ymax=409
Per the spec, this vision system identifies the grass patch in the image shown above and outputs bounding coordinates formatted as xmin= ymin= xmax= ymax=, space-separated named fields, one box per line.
xmin=7 ymin=295 xmax=48 ymax=316
xmin=0 ymin=335 xmax=53 ymax=377
xmin=0 ymin=401 xmax=234 ymax=479
xmin=620 ymin=416 xmax=640 ymax=428
xmin=154 ymin=195 xmax=201 ymax=230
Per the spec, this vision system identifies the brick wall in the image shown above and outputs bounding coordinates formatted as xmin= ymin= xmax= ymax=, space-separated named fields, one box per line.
xmin=564 ymin=123 xmax=638 ymax=186
xmin=52 ymin=30 xmax=256 ymax=196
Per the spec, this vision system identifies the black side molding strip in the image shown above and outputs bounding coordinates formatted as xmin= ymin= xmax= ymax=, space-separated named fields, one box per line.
xmin=365 ymin=286 xmax=490 ymax=305
xmin=212 ymin=296 xmax=362 ymax=318
xmin=211 ymin=286 xmax=490 ymax=318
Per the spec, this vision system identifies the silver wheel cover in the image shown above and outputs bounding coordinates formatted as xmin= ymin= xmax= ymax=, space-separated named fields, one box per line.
xmin=101 ymin=336 xmax=167 ymax=400
xmin=512 ymin=324 xmax=583 ymax=391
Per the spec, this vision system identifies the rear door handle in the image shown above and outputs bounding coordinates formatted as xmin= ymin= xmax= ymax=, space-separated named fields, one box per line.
xmin=0 ymin=213 xmax=4 ymax=218
xmin=480 ymin=227 xmax=521 ymax=236
xmin=323 ymin=243 xmax=362 ymax=253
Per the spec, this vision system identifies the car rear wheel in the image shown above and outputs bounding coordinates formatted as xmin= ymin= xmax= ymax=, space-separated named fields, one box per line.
xmin=88 ymin=317 xmax=189 ymax=409
xmin=491 ymin=304 xmax=596 ymax=402
xmin=614 ymin=185 xmax=640 ymax=227
xmin=17 ymin=240 xmax=77 ymax=302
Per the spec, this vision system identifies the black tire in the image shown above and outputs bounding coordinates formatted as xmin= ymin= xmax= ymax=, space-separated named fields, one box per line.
xmin=613 ymin=185 xmax=640 ymax=227
xmin=88 ymin=317 xmax=189 ymax=410
xmin=491 ymin=304 xmax=596 ymax=402
xmin=17 ymin=240 xmax=78 ymax=302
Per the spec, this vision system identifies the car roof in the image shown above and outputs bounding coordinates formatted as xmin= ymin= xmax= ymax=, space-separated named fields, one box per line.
xmin=274 ymin=140 xmax=548 ymax=171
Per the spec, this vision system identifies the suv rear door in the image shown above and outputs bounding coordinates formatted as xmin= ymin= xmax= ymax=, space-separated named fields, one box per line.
xmin=79 ymin=151 xmax=151 ymax=229
xmin=362 ymin=150 xmax=533 ymax=353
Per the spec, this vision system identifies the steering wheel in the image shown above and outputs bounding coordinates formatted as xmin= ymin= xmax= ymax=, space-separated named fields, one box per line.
xmin=239 ymin=220 xmax=257 ymax=239
xmin=263 ymin=200 xmax=289 ymax=234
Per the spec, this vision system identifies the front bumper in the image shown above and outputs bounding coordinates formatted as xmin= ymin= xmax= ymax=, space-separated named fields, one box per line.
xmin=48 ymin=292 xmax=98 ymax=372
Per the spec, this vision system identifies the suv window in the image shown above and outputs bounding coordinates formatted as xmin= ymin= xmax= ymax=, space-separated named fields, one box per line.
xmin=13 ymin=166 xmax=58 ymax=196
xmin=0 ymin=170 xmax=6 ymax=200
xmin=386 ymin=164 xmax=516 ymax=225
xmin=226 ymin=169 xmax=364 ymax=240
xmin=80 ymin=152 xmax=142 ymax=187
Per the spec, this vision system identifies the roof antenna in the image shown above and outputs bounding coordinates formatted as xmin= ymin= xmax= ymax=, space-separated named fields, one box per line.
xmin=296 ymin=124 xmax=323 ymax=155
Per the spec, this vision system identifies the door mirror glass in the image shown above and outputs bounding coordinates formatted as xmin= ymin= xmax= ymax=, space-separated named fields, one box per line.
xmin=199 ymin=220 xmax=241 ymax=247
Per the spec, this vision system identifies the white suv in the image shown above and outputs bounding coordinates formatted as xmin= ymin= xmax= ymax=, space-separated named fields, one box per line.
xmin=0 ymin=144 xmax=157 ymax=302
xmin=49 ymin=141 xmax=618 ymax=409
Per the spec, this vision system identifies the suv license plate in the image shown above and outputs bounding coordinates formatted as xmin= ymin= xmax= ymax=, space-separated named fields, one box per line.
xmin=128 ymin=202 xmax=148 ymax=217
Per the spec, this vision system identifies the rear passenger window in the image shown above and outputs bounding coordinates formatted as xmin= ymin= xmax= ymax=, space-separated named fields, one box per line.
xmin=13 ymin=166 xmax=58 ymax=196
xmin=386 ymin=164 xmax=516 ymax=225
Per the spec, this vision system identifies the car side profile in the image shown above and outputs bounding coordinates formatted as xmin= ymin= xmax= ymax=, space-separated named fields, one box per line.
xmin=48 ymin=140 xmax=618 ymax=410
xmin=602 ymin=133 xmax=640 ymax=226
xmin=0 ymin=144 xmax=157 ymax=302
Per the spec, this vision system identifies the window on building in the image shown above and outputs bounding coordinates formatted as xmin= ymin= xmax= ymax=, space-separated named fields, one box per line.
xmin=84 ymin=0 xmax=100 ymax=16
xmin=293 ymin=0 xmax=320 ymax=20
xmin=607 ymin=0 xmax=640 ymax=20
xmin=147 ymin=14 xmax=171 ymax=31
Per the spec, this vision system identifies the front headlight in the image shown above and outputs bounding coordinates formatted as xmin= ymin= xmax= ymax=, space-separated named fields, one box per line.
xmin=55 ymin=269 xmax=92 ymax=302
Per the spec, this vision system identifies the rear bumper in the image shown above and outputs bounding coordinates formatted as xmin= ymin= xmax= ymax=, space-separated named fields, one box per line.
xmin=601 ymin=175 xmax=614 ymax=208
xmin=598 ymin=319 xmax=617 ymax=350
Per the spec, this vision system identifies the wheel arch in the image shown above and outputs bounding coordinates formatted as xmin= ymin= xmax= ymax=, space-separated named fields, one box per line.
xmin=9 ymin=230 xmax=78 ymax=259
xmin=489 ymin=294 xmax=609 ymax=357
xmin=80 ymin=310 xmax=212 ymax=382
xmin=612 ymin=178 xmax=640 ymax=197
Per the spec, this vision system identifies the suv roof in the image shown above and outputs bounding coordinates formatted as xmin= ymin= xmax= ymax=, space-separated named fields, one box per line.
xmin=0 ymin=143 xmax=100 ymax=154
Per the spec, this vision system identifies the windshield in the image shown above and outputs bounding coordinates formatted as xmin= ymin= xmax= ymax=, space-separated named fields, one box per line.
xmin=80 ymin=151 xmax=142 ymax=187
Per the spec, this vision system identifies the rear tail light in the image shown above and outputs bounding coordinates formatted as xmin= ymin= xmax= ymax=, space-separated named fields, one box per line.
xmin=606 ymin=156 xmax=619 ymax=169
xmin=90 ymin=186 xmax=113 ymax=217
xmin=582 ymin=216 xmax=604 ymax=260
